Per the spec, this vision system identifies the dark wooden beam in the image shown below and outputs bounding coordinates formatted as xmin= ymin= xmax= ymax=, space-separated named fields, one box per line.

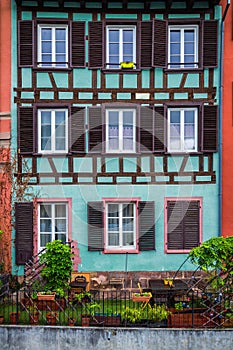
xmin=166 ymin=0 xmax=173 ymax=11
xmin=122 ymin=0 xmax=128 ymax=9
xmin=144 ymin=1 xmax=150 ymax=11
xmin=186 ymin=0 xmax=195 ymax=9
xmin=80 ymin=0 xmax=85 ymax=9
xmin=58 ymin=0 xmax=64 ymax=7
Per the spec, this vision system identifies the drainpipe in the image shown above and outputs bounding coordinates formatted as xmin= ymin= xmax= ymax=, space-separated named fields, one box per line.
xmin=219 ymin=0 xmax=230 ymax=237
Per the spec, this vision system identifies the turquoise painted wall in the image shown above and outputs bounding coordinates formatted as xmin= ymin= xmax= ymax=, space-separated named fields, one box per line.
xmin=11 ymin=1 xmax=221 ymax=275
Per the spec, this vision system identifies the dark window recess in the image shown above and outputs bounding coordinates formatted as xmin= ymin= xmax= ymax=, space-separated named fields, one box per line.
xmin=15 ymin=202 xmax=33 ymax=265
xmin=139 ymin=201 xmax=155 ymax=251
xmin=202 ymin=105 xmax=218 ymax=152
xmin=167 ymin=201 xmax=200 ymax=251
xmin=18 ymin=20 xmax=85 ymax=68
xmin=18 ymin=20 xmax=34 ymax=67
xmin=18 ymin=107 xmax=34 ymax=155
xmin=203 ymin=20 xmax=218 ymax=68
xmin=88 ymin=202 xmax=104 ymax=251
xmin=71 ymin=21 xmax=86 ymax=67
xmin=88 ymin=106 xmax=103 ymax=153
xmin=88 ymin=21 xmax=103 ymax=69
xmin=70 ymin=107 xmax=86 ymax=153
xmin=140 ymin=21 xmax=153 ymax=69
xmin=153 ymin=19 xmax=167 ymax=68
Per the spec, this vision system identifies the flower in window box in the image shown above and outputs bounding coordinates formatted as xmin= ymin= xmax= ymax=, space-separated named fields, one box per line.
xmin=120 ymin=61 xmax=135 ymax=69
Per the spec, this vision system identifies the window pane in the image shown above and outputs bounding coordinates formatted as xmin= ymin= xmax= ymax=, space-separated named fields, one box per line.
xmin=123 ymin=43 xmax=133 ymax=56
xmin=41 ymin=54 xmax=52 ymax=65
xmin=184 ymin=30 xmax=194 ymax=42
xmin=42 ymin=41 xmax=52 ymax=54
xmin=123 ymin=232 xmax=134 ymax=246
xmin=56 ymin=41 xmax=66 ymax=54
xmin=108 ymin=218 xmax=119 ymax=231
xmin=170 ymin=111 xmax=180 ymax=124
xmin=123 ymin=218 xmax=134 ymax=231
xmin=40 ymin=219 xmax=52 ymax=232
xmin=41 ymin=125 xmax=51 ymax=138
xmin=109 ymin=30 xmax=119 ymax=42
xmin=56 ymin=28 xmax=66 ymax=40
xmin=122 ymin=203 xmax=134 ymax=217
xmin=123 ymin=30 xmax=133 ymax=42
xmin=108 ymin=232 xmax=119 ymax=246
xmin=108 ymin=204 xmax=119 ymax=217
xmin=55 ymin=204 xmax=66 ymax=217
xmin=184 ymin=43 xmax=194 ymax=55
xmin=55 ymin=219 xmax=66 ymax=232
xmin=40 ymin=204 xmax=51 ymax=218
xmin=170 ymin=30 xmax=180 ymax=43
xmin=170 ymin=43 xmax=180 ymax=55
xmin=40 ymin=234 xmax=51 ymax=247
xmin=109 ymin=43 xmax=119 ymax=55
xmin=55 ymin=233 xmax=66 ymax=243
xmin=41 ymin=28 xmax=52 ymax=40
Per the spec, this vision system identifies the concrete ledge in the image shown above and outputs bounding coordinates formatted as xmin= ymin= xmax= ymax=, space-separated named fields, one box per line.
xmin=0 ymin=326 xmax=232 ymax=350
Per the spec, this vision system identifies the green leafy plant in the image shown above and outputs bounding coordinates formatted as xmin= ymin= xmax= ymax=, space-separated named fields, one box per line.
xmin=39 ymin=240 xmax=73 ymax=294
xmin=174 ymin=302 xmax=183 ymax=311
xmin=121 ymin=307 xmax=143 ymax=323
xmin=147 ymin=305 xmax=170 ymax=322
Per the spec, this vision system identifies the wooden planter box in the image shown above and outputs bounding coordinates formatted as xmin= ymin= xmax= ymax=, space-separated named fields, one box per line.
xmin=132 ymin=294 xmax=151 ymax=303
xmin=37 ymin=292 xmax=56 ymax=301
xmin=168 ymin=308 xmax=219 ymax=328
xmin=36 ymin=298 xmax=65 ymax=311
xmin=90 ymin=315 xmax=121 ymax=326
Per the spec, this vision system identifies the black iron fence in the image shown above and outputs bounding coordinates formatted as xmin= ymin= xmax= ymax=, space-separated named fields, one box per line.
xmin=0 ymin=287 xmax=232 ymax=328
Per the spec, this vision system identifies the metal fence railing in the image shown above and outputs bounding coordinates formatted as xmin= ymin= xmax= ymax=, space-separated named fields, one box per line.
xmin=0 ymin=288 xmax=232 ymax=328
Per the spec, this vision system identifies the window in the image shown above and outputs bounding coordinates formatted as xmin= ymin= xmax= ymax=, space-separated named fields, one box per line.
xmin=38 ymin=25 xmax=68 ymax=68
xmin=88 ymin=200 xmax=155 ymax=252
xmin=106 ymin=26 xmax=136 ymax=69
xmin=38 ymin=109 xmax=68 ymax=153
xmin=165 ymin=199 xmax=201 ymax=253
xmin=106 ymin=202 xmax=136 ymax=251
xmin=168 ymin=107 xmax=198 ymax=152
xmin=38 ymin=203 xmax=68 ymax=250
xmin=168 ymin=25 xmax=198 ymax=69
xmin=106 ymin=109 xmax=136 ymax=153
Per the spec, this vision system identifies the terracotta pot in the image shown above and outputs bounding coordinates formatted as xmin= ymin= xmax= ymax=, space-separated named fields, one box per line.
xmin=37 ymin=292 xmax=56 ymax=301
xmin=68 ymin=318 xmax=76 ymax=326
xmin=46 ymin=312 xmax=58 ymax=325
xmin=81 ymin=315 xmax=90 ymax=327
xmin=29 ymin=312 xmax=39 ymax=325
xmin=0 ymin=315 xmax=4 ymax=324
xmin=10 ymin=312 xmax=20 ymax=324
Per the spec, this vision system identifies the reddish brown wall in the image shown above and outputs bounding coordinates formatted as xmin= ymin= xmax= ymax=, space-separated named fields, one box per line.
xmin=0 ymin=0 xmax=12 ymax=273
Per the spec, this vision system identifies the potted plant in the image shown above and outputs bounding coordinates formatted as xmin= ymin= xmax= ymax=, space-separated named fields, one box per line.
xmin=147 ymin=304 xmax=171 ymax=327
xmin=9 ymin=311 xmax=20 ymax=324
xmin=68 ymin=317 xmax=76 ymax=326
xmin=37 ymin=291 xmax=56 ymax=301
xmin=120 ymin=61 xmax=135 ymax=69
xmin=46 ymin=311 xmax=58 ymax=325
xmin=132 ymin=292 xmax=152 ymax=303
xmin=28 ymin=306 xmax=40 ymax=325
xmin=81 ymin=301 xmax=101 ymax=327
xmin=0 ymin=314 xmax=4 ymax=324
xmin=121 ymin=306 xmax=143 ymax=326
xmin=39 ymin=240 xmax=73 ymax=296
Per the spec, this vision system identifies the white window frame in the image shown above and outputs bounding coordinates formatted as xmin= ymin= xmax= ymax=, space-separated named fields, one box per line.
xmin=37 ymin=24 xmax=68 ymax=68
xmin=106 ymin=108 xmax=136 ymax=153
xmin=38 ymin=202 xmax=68 ymax=251
xmin=105 ymin=202 xmax=137 ymax=251
xmin=168 ymin=25 xmax=198 ymax=69
xmin=106 ymin=25 xmax=136 ymax=69
xmin=38 ymin=108 xmax=68 ymax=154
xmin=168 ymin=107 xmax=198 ymax=153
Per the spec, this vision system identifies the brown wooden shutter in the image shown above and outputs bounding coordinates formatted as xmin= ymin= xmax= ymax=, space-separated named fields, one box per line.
xmin=167 ymin=201 xmax=200 ymax=250
xmin=18 ymin=107 xmax=34 ymax=155
xmin=139 ymin=201 xmax=155 ymax=251
xmin=202 ymin=105 xmax=218 ymax=152
xmin=203 ymin=20 xmax=218 ymax=68
xmin=71 ymin=21 xmax=86 ymax=67
xmin=15 ymin=202 xmax=33 ymax=265
xmin=70 ymin=106 xmax=86 ymax=154
xmin=153 ymin=19 xmax=167 ymax=68
xmin=88 ymin=202 xmax=104 ymax=251
xmin=140 ymin=21 xmax=153 ymax=69
xmin=88 ymin=106 xmax=103 ymax=153
xmin=154 ymin=106 xmax=165 ymax=152
xmin=183 ymin=201 xmax=200 ymax=250
xmin=18 ymin=21 xmax=34 ymax=67
xmin=88 ymin=21 xmax=103 ymax=69
xmin=140 ymin=106 xmax=154 ymax=153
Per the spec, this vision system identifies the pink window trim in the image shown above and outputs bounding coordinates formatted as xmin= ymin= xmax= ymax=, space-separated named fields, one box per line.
xmin=164 ymin=197 xmax=203 ymax=254
xmin=34 ymin=198 xmax=72 ymax=256
xmin=102 ymin=197 xmax=140 ymax=254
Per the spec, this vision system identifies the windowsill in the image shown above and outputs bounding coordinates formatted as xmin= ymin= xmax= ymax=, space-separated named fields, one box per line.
xmin=33 ymin=67 xmax=72 ymax=72
xmin=165 ymin=249 xmax=194 ymax=254
xmin=102 ymin=68 xmax=141 ymax=74
xmin=104 ymin=248 xmax=139 ymax=254
xmin=164 ymin=67 xmax=203 ymax=73
xmin=165 ymin=151 xmax=202 ymax=156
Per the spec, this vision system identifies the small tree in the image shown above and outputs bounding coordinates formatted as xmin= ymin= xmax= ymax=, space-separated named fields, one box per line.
xmin=39 ymin=240 xmax=73 ymax=296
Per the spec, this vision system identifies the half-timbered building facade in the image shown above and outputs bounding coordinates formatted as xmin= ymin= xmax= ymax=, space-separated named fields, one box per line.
xmin=12 ymin=0 xmax=221 ymax=282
